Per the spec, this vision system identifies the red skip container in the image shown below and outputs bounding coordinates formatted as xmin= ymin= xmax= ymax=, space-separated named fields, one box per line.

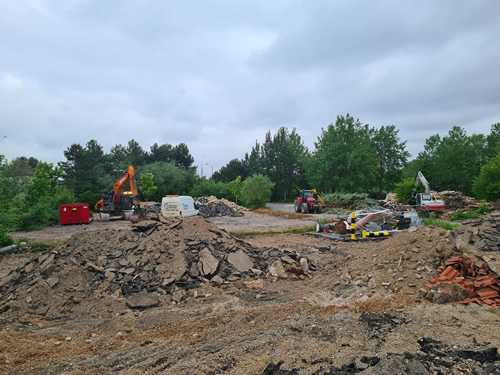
xmin=60 ymin=203 xmax=92 ymax=225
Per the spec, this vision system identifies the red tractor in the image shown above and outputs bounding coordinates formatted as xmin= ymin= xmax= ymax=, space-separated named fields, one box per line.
xmin=294 ymin=189 xmax=324 ymax=214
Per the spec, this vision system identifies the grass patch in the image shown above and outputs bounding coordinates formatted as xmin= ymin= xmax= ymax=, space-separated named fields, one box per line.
xmin=254 ymin=207 xmax=308 ymax=219
xmin=449 ymin=203 xmax=490 ymax=221
xmin=422 ymin=217 xmax=461 ymax=230
xmin=230 ymin=225 xmax=316 ymax=239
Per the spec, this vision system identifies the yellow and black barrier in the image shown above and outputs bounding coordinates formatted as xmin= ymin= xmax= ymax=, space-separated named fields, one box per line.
xmin=350 ymin=212 xmax=356 ymax=240
xmin=362 ymin=231 xmax=391 ymax=238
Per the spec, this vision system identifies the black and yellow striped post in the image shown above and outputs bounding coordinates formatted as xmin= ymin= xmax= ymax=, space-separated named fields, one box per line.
xmin=350 ymin=212 xmax=356 ymax=240
xmin=362 ymin=231 xmax=390 ymax=238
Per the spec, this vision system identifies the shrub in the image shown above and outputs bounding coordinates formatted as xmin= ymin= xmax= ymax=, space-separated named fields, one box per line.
xmin=189 ymin=179 xmax=232 ymax=200
xmin=241 ymin=174 xmax=274 ymax=208
xmin=450 ymin=202 xmax=490 ymax=221
xmin=0 ymin=227 xmax=13 ymax=247
xmin=321 ymin=192 xmax=374 ymax=209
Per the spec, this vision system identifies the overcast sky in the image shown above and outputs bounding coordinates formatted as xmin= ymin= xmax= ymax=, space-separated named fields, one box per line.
xmin=1 ymin=0 xmax=499 ymax=176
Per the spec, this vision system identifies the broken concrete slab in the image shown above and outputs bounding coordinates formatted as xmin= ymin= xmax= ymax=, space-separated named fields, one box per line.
xmin=227 ymin=250 xmax=254 ymax=273
xmin=126 ymin=293 xmax=159 ymax=309
xmin=197 ymin=248 xmax=219 ymax=276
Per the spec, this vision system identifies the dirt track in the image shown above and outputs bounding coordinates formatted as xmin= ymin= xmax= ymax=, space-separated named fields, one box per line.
xmin=2 ymin=211 xmax=500 ymax=374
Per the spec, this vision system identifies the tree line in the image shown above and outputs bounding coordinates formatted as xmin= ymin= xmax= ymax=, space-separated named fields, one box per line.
xmin=1 ymin=114 xmax=499 ymax=245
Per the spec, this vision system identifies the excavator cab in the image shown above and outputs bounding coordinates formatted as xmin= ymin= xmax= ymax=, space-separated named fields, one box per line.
xmin=95 ymin=166 xmax=139 ymax=214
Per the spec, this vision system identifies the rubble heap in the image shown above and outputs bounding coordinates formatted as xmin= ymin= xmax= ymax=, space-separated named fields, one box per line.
xmin=338 ymin=226 xmax=460 ymax=300
xmin=453 ymin=211 xmax=500 ymax=252
xmin=0 ymin=216 xmax=312 ymax=317
xmin=424 ymin=255 xmax=500 ymax=307
xmin=195 ymin=196 xmax=247 ymax=218
xmin=134 ymin=202 xmax=161 ymax=216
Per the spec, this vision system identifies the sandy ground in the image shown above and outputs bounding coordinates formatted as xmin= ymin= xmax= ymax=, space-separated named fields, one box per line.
xmin=2 ymin=211 xmax=500 ymax=374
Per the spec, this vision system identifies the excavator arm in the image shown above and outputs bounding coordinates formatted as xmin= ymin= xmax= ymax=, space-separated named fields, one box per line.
xmin=112 ymin=166 xmax=138 ymax=205
xmin=413 ymin=171 xmax=431 ymax=196
xmin=95 ymin=165 xmax=139 ymax=212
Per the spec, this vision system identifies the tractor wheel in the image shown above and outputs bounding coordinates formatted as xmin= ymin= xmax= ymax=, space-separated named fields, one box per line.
xmin=316 ymin=203 xmax=323 ymax=214
xmin=294 ymin=200 xmax=301 ymax=213
xmin=302 ymin=203 xmax=309 ymax=214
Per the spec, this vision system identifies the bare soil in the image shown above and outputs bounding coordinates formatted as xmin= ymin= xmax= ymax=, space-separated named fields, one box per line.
xmin=2 ymin=211 xmax=500 ymax=374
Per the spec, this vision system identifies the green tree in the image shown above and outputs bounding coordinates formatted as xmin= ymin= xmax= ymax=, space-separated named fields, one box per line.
xmin=485 ymin=123 xmax=500 ymax=159
xmin=172 ymin=143 xmax=194 ymax=169
xmin=61 ymin=140 xmax=108 ymax=200
xmin=212 ymin=159 xmax=248 ymax=183
xmin=393 ymin=177 xmax=415 ymax=204
xmin=149 ymin=142 xmax=174 ymax=163
xmin=264 ymin=127 xmax=308 ymax=201
xmin=423 ymin=127 xmax=483 ymax=194
xmin=472 ymin=155 xmax=500 ymax=201
xmin=229 ymin=176 xmax=243 ymax=204
xmin=371 ymin=125 xmax=410 ymax=192
xmin=137 ymin=162 xmax=196 ymax=201
xmin=309 ymin=114 xmax=377 ymax=193
xmin=139 ymin=173 xmax=158 ymax=202
xmin=243 ymin=141 xmax=265 ymax=176
xmin=189 ymin=179 xmax=232 ymax=199
xmin=241 ymin=174 xmax=274 ymax=208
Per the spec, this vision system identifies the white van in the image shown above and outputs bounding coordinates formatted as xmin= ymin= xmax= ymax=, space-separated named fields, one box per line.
xmin=161 ymin=195 xmax=199 ymax=217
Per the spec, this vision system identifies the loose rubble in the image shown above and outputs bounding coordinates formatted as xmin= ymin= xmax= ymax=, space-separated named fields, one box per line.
xmin=453 ymin=211 xmax=500 ymax=252
xmin=0 ymin=216 xmax=312 ymax=319
xmin=195 ymin=196 xmax=247 ymax=218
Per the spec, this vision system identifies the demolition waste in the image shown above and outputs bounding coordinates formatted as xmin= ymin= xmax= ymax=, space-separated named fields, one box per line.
xmin=1 ymin=205 xmax=500 ymax=373
xmin=133 ymin=196 xmax=247 ymax=219
xmin=0 ymin=216 xmax=311 ymax=318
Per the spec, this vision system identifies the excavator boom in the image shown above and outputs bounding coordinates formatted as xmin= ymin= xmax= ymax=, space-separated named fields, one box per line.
xmin=95 ymin=165 xmax=139 ymax=213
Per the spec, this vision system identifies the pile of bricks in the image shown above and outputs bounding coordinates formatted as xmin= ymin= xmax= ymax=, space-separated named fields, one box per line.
xmin=425 ymin=255 xmax=500 ymax=307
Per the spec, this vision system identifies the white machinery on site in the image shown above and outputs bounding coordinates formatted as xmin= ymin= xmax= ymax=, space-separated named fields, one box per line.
xmin=412 ymin=171 xmax=445 ymax=212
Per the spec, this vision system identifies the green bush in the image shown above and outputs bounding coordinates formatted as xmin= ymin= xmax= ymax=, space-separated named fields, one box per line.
xmin=189 ymin=179 xmax=232 ymax=200
xmin=450 ymin=202 xmax=490 ymax=221
xmin=321 ymin=192 xmax=374 ymax=209
xmin=393 ymin=177 xmax=415 ymax=204
xmin=241 ymin=174 xmax=274 ymax=208
xmin=0 ymin=227 xmax=13 ymax=247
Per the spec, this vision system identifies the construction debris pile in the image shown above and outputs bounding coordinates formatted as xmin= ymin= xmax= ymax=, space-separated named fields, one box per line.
xmin=423 ymin=255 xmax=500 ymax=307
xmin=0 ymin=216 xmax=312 ymax=318
xmin=133 ymin=202 xmax=161 ymax=216
xmin=195 ymin=196 xmax=247 ymax=218
xmin=453 ymin=211 xmax=500 ymax=252
xmin=317 ymin=207 xmax=414 ymax=235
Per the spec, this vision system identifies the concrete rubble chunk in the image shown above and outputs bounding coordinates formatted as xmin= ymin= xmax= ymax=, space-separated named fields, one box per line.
xmin=227 ymin=250 xmax=254 ymax=273
xmin=210 ymin=275 xmax=224 ymax=286
xmin=40 ymin=254 xmax=55 ymax=272
xmin=197 ymin=248 xmax=219 ymax=276
xmin=24 ymin=262 xmax=35 ymax=274
xmin=268 ymin=260 xmax=287 ymax=279
xmin=425 ymin=282 xmax=469 ymax=304
xmin=126 ymin=293 xmax=159 ymax=309
xmin=46 ymin=277 xmax=59 ymax=288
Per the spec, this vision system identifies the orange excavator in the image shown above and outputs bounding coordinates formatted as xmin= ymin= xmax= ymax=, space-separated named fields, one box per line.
xmin=95 ymin=165 xmax=139 ymax=214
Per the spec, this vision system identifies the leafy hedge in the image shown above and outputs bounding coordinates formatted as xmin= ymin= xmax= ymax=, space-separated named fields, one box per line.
xmin=321 ymin=192 xmax=375 ymax=209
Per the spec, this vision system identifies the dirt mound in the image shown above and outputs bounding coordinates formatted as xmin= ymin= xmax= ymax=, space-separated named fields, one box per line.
xmin=453 ymin=211 xmax=500 ymax=252
xmin=0 ymin=216 xmax=311 ymax=320
xmin=328 ymin=226 xmax=460 ymax=305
